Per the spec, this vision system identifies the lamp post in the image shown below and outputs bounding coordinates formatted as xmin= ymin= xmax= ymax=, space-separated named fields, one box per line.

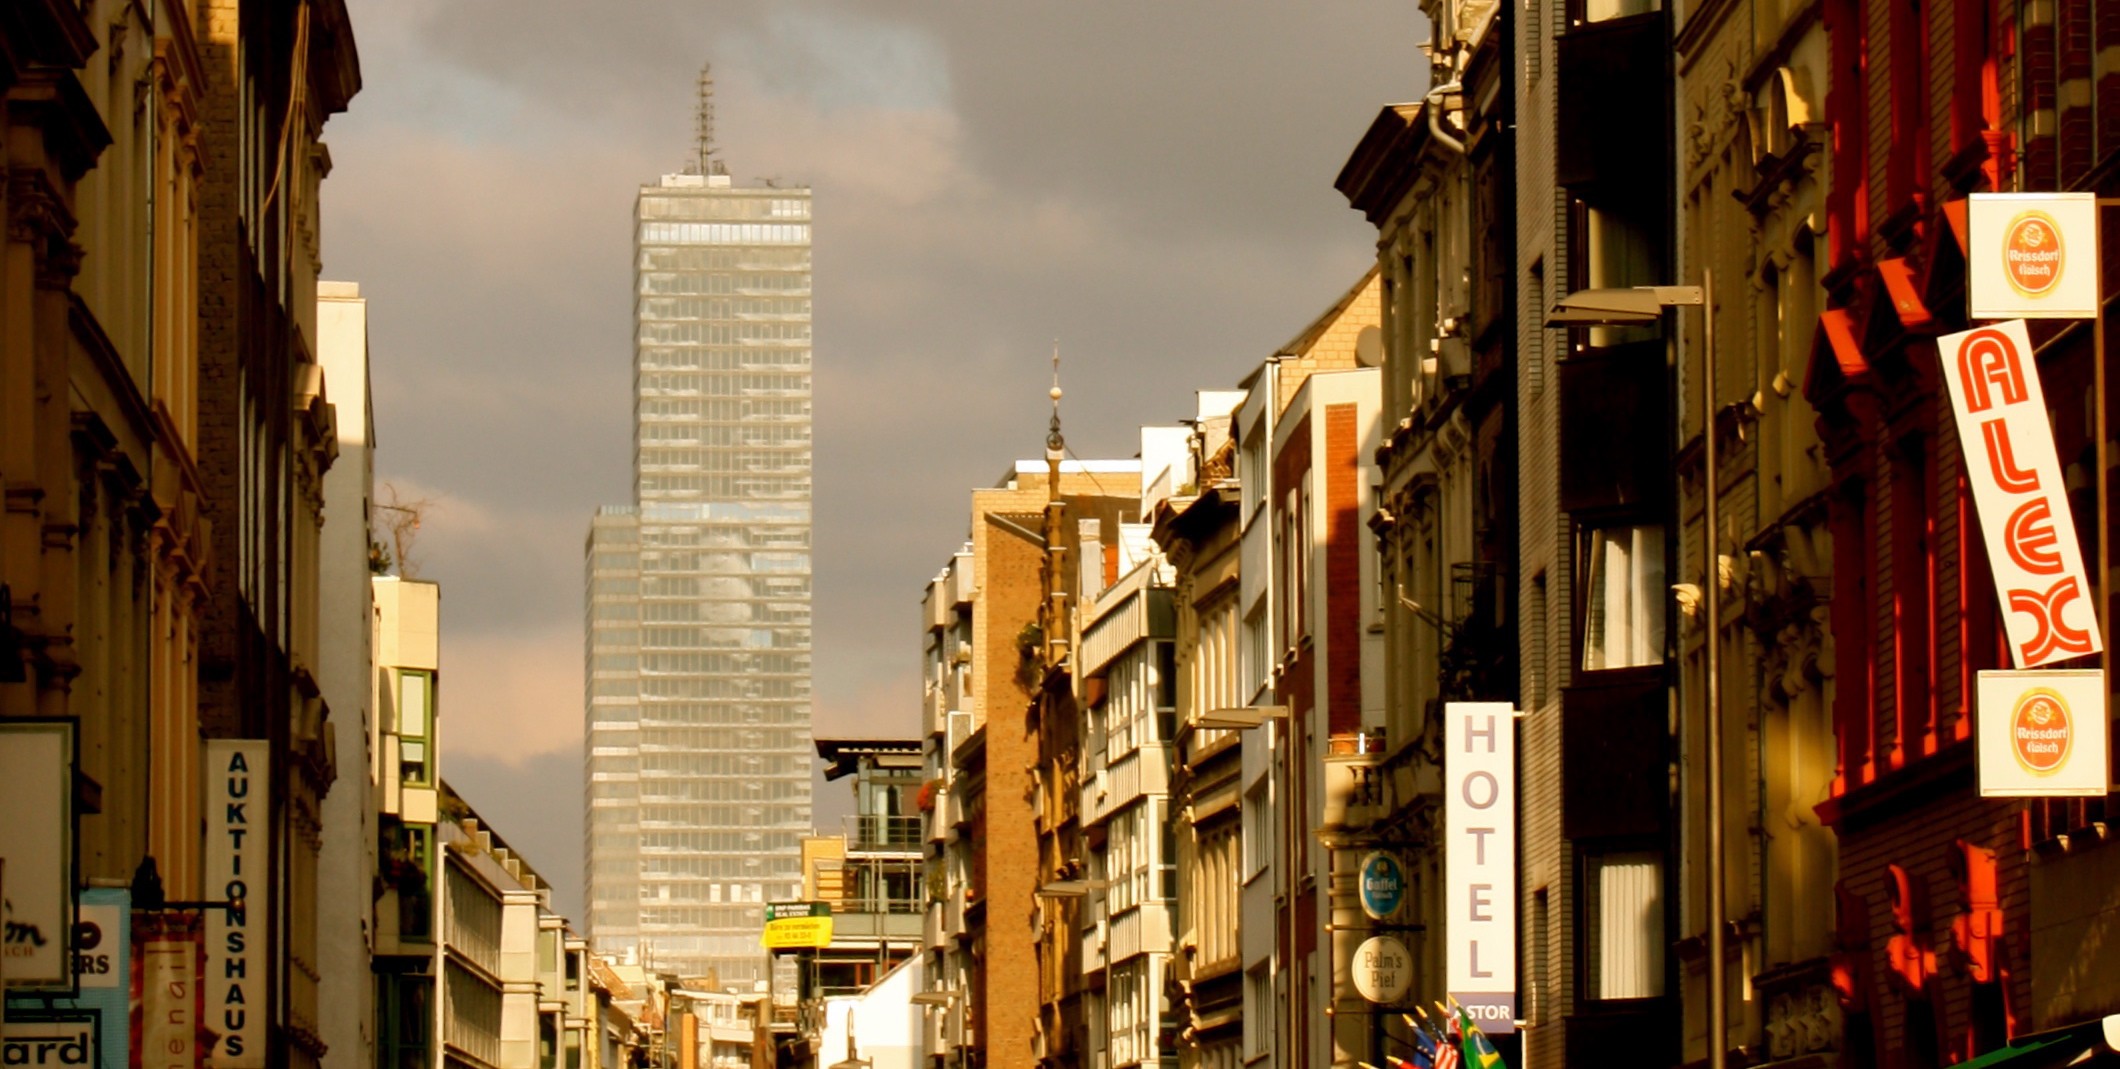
xmin=1549 ymin=275 xmax=1724 ymax=1069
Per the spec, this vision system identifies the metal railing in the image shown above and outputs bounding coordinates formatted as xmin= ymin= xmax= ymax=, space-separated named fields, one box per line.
xmin=847 ymin=814 xmax=923 ymax=852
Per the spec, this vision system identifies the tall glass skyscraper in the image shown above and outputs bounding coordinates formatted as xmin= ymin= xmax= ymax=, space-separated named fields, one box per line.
xmin=585 ymin=171 xmax=814 ymax=984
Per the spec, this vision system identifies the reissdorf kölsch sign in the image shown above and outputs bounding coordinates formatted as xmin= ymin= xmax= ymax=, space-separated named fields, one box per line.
xmin=1976 ymin=669 xmax=2109 ymax=796
xmin=1969 ymin=193 xmax=2099 ymax=319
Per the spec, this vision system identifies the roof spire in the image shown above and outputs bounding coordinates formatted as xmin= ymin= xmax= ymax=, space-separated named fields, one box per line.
xmin=695 ymin=62 xmax=723 ymax=176
xmin=1046 ymin=340 xmax=1065 ymax=461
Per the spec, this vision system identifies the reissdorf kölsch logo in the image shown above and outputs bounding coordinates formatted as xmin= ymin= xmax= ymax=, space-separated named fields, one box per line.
xmin=2011 ymin=687 xmax=2073 ymax=775
xmin=2004 ymin=211 xmax=2065 ymax=296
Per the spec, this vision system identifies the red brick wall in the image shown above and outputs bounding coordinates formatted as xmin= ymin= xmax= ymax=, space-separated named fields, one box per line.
xmin=979 ymin=522 xmax=1045 ymax=1067
xmin=1325 ymin=403 xmax=1362 ymax=737
xmin=1835 ymin=782 xmax=2027 ymax=1064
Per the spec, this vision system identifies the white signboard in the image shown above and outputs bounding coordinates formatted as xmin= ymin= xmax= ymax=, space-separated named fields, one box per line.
xmin=1 ymin=1019 xmax=96 ymax=1067
xmin=204 ymin=741 xmax=267 ymax=1068
xmin=1352 ymin=935 xmax=1412 ymax=1003
xmin=1445 ymin=702 xmax=1516 ymax=1034
xmin=1977 ymin=669 xmax=2110 ymax=796
xmin=1937 ymin=320 xmax=2104 ymax=667
xmin=0 ymin=722 xmax=73 ymax=988
xmin=1969 ymin=193 xmax=2100 ymax=319
xmin=72 ymin=903 xmax=121 ymax=990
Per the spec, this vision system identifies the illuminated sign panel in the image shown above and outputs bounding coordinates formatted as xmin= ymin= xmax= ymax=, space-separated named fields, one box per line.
xmin=1937 ymin=319 xmax=2104 ymax=667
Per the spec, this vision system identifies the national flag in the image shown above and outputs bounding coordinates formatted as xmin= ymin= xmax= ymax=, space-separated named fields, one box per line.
xmin=1456 ymin=1005 xmax=1505 ymax=1069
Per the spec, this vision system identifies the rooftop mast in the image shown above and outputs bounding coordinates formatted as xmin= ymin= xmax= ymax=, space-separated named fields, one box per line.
xmin=694 ymin=62 xmax=723 ymax=176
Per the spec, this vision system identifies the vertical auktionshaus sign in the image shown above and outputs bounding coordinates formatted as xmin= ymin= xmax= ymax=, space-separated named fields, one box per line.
xmin=204 ymin=740 xmax=267 ymax=1068
xmin=584 ymin=171 xmax=815 ymax=985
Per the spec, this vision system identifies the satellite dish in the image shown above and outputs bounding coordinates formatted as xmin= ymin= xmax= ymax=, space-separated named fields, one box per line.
xmin=1355 ymin=325 xmax=1384 ymax=368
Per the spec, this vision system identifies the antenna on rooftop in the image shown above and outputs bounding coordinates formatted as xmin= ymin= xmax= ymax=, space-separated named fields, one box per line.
xmin=695 ymin=62 xmax=724 ymax=176
xmin=1047 ymin=340 xmax=1065 ymax=461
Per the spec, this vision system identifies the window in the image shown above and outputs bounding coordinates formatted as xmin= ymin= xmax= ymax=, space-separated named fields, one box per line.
xmin=1245 ymin=608 xmax=1269 ymax=697
xmin=384 ymin=822 xmax=434 ymax=939
xmin=1580 ymin=526 xmax=1665 ymax=671
xmin=1529 ymin=572 xmax=1550 ymax=707
xmin=1157 ymin=801 xmax=1178 ymax=901
xmin=1573 ymin=0 xmax=1659 ymax=23
xmin=379 ymin=973 xmax=433 ymax=1069
xmin=399 ymin=671 xmax=434 ymax=784
xmin=399 ymin=671 xmax=430 ymax=735
xmin=1242 ymin=434 xmax=1266 ymax=521
xmin=1279 ymin=481 xmax=1312 ymax=648
xmin=1243 ymin=782 xmax=1271 ymax=879
xmin=1530 ymin=888 xmax=1550 ymax=1025
xmin=1154 ymin=641 xmax=1177 ymax=742
xmin=1582 ymin=851 xmax=1664 ymax=1000
xmin=1243 ymin=967 xmax=1273 ymax=1056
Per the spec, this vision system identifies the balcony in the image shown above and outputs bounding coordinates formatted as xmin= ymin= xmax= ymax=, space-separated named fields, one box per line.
xmin=1322 ymin=729 xmax=1389 ymax=830
xmin=847 ymin=814 xmax=923 ymax=855
xmin=1560 ymin=669 xmax=1668 ymax=840
xmin=1080 ymin=745 xmax=1172 ymax=829
xmin=826 ymin=904 xmax=925 ymax=943
xmin=1558 ymin=341 xmax=1669 ymax=515
xmin=1556 ymin=12 xmax=1669 ymax=203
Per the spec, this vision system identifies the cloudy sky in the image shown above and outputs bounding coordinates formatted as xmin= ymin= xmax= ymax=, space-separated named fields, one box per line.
xmin=323 ymin=0 xmax=1426 ymax=920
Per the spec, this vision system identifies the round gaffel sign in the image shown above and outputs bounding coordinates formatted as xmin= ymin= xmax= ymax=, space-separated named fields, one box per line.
xmin=1359 ymin=852 xmax=1406 ymax=919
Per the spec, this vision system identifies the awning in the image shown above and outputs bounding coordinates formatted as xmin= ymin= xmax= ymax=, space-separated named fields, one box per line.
xmin=1960 ymin=1015 xmax=2120 ymax=1068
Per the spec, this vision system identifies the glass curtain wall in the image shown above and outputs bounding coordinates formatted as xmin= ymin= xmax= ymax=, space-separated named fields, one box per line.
xmin=586 ymin=176 xmax=815 ymax=984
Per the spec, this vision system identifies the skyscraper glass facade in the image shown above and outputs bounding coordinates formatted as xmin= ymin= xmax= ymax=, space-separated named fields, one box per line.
xmin=585 ymin=174 xmax=814 ymax=983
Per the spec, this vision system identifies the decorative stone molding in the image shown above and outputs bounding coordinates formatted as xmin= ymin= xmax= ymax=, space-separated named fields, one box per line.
xmin=7 ymin=169 xmax=85 ymax=287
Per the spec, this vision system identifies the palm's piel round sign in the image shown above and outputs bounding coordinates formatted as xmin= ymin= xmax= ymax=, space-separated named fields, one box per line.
xmin=2011 ymin=687 xmax=2073 ymax=774
xmin=2003 ymin=211 xmax=2066 ymax=296
xmin=1353 ymin=935 xmax=1413 ymax=1003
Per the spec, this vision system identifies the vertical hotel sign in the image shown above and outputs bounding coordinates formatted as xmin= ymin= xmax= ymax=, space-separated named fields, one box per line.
xmin=1937 ymin=319 xmax=2104 ymax=667
xmin=204 ymin=741 xmax=266 ymax=1068
xmin=1444 ymin=702 xmax=1516 ymax=1033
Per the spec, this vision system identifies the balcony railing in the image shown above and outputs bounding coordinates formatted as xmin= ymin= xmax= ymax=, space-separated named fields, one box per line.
xmin=848 ymin=814 xmax=923 ymax=853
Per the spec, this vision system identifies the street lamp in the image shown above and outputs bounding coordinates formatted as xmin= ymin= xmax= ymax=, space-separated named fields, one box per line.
xmin=1194 ymin=705 xmax=1291 ymax=730
xmin=1548 ymin=276 xmax=1725 ymax=1069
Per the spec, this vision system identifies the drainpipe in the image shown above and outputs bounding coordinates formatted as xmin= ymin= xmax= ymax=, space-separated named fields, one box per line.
xmin=1425 ymin=80 xmax=1466 ymax=155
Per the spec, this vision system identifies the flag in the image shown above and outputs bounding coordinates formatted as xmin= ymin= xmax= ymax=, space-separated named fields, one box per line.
xmin=1457 ymin=1006 xmax=1505 ymax=1069
xmin=1396 ymin=1017 xmax=1439 ymax=1069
